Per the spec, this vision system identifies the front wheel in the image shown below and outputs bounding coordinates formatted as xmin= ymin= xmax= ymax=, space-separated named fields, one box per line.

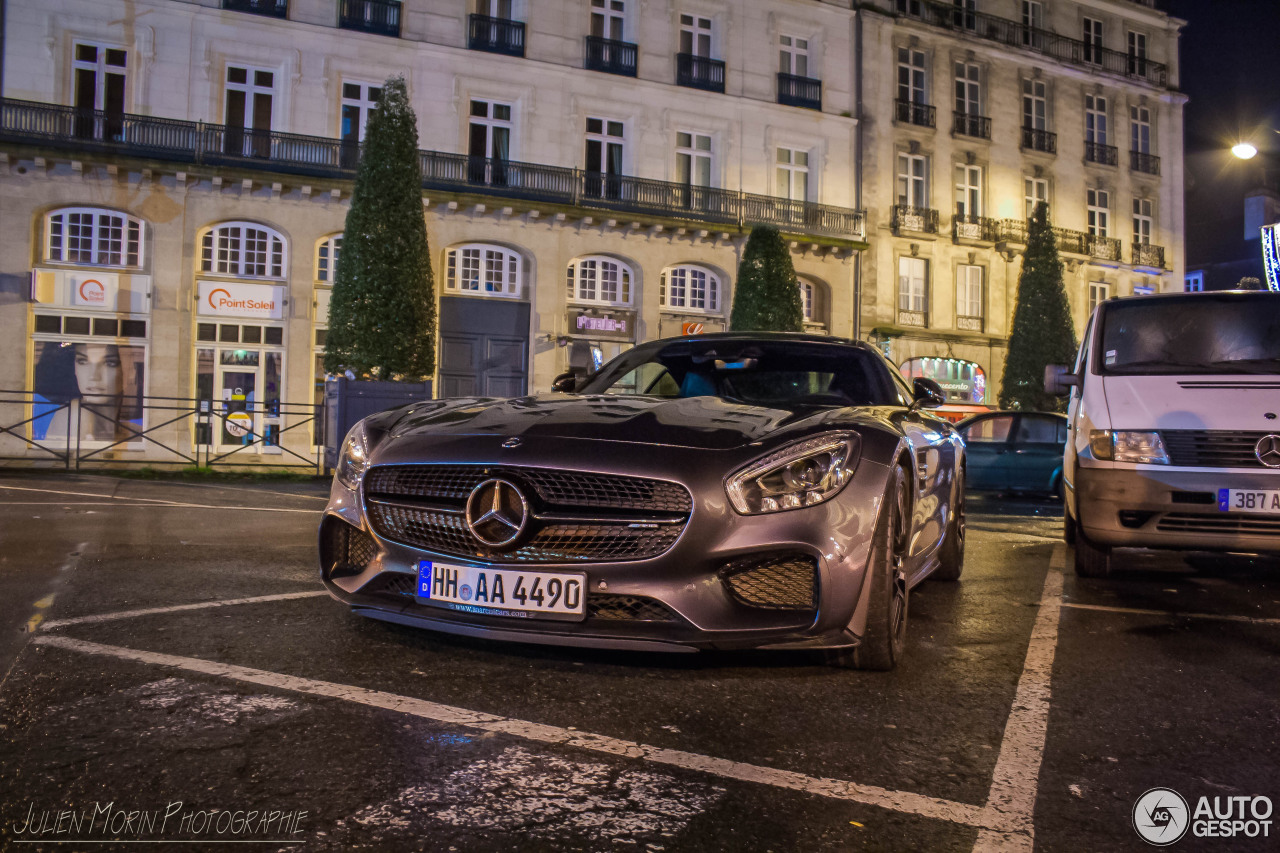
xmin=1073 ymin=520 xmax=1112 ymax=578
xmin=933 ymin=469 xmax=965 ymax=582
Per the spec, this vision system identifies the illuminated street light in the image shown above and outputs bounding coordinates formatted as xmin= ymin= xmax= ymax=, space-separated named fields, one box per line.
xmin=1232 ymin=142 xmax=1259 ymax=160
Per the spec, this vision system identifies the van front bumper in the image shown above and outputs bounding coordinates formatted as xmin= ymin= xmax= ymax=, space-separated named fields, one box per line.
xmin=1074 ymin=465 xmax=1280 ymax=554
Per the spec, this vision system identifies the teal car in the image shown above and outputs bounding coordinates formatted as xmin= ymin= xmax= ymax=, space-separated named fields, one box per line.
xmin=956 ymin=411 xmax=1068 ymax=498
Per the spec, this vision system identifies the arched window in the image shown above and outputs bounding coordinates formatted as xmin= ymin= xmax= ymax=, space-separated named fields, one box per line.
xmin=444 ymin=244 xmax=522 ymax=297
xmin=45 ymin=207 xmax=144 ymax=267
xmin=660 ymin=264 xmax=721 ymax=313
xmin=199 ymin=222 xmax=287 ymax=279
xmin=566 ymin=256 xmax=633 ymax=306
xmin=316 ymin=234 xmax=343 ymax=282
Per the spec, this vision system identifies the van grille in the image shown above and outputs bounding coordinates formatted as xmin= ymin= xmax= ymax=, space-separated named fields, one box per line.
xmin=1159 ymin=431 xmax=1276 ymax=469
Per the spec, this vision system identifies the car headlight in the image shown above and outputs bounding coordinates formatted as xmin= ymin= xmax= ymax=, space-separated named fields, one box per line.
xmin=726 ymin=432 xmax=859 ymax=514
xmin=1088 ymin=429 xmax=1170 ymax=464
xmin=335 ymin=422 xmax=371 ymax=490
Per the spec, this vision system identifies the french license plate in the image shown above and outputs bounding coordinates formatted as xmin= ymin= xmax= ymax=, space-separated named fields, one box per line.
xmin=416 ymin=561 xmax=586 ymax=621
xmin=1217 ymin=489 xmax=1280 ymax=515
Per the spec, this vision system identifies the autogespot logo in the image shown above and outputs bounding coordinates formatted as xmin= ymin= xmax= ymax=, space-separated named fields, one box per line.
xmin=1134 ymin=788 xmax=1190 ymax=846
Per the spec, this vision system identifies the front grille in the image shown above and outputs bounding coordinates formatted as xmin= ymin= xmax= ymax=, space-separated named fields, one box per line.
xmin=361 ymin=572 xmax=417 ymax=597
xmin=1156 ymin=513 xmax=1280 ymax=536
xmin=720 ymin=554 xmax=818 ymax=610
xmin=1160 ymin=431 xmax=1276 ymax=469
xmin=587 ymin=594 xmax=680 ymax=622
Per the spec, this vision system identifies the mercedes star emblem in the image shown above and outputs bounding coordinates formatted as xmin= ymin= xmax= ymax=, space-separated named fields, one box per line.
xmin=1256 ymin=435 xmax=1280 ymax=469
xmin=465 ymin=478 xmax=530 ymax=548
xmin=502 ymin=437 xmax=523 ymax=449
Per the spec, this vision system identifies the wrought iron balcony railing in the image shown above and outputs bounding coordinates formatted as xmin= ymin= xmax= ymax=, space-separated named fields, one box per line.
xmin=1021 ymin=127 xmax=1056 ymax=154
xmin=953 ymin=214 xmax=997 ymax=242
xmin=584 ymin=36 xmax=637 ymax=77
xmin=676 ymin=53 xmax=725 ymax=93
xmin=1132 ymin=243 xmax=1165 ymax=268
xmin=1130 ymin=150 xmax=1161 ymax=175
xmin=995 ymin=218 xmax=1028 ymax=244
xmin=222 ymin=0 xmax=288 ymax=17
xmin=891 ymin=205 xmax=939 ymax=234
xmin=953 ymin=112 xmax=991 ymax=139
xmin=1084 ymin=141 xmax=1118 ymax=165
xmin=468 ymin=14 xmax=525 ymax=57
xmin=339 ymin=0 xmax=401 ymax=37
xmin=0 ymin=98 xmax=866 ymax=241
xmin=777 ymin=73 xmax=822 ymax=111
xmin=894 ymin=99 xmax=936 ymax=128
xmin=1055 ymin=229 xmax=1121 ymax=261
xmin=893 ymin=0 xmax=1168 ymax=87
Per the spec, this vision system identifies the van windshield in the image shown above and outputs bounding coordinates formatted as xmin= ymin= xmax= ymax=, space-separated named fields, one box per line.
xmin=1098 ymin=293 xmax=1280 ymax=375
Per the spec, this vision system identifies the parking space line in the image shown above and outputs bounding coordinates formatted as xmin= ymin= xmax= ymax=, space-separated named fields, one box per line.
xmin=40 ymin=591 xmax=329 ymax=629
xmin=0 ymin=484 xmax=319 ymax=514
xmin=1061 ymin=601 xmax=1280 ymax=627
xmin=972 ymin=544 xmax=1066 ymax=853
xmin=32 ymin=634 xmax=1004 ymax=834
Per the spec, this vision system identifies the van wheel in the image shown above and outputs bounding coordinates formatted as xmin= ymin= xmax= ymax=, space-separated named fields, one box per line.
xmin=1073 ymin=523 xmax=1111 ymax=578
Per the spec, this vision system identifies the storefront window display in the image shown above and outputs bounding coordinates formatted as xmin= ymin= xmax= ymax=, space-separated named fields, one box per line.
xmin=899 ymin=356 xmax=987 ymax=404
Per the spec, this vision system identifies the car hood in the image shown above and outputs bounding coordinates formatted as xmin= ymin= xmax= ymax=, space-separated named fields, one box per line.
xmin=372 ymin=393 xmax=876 ymax=452
xmin=1101 ymin=374 xmax=1280 ymax=431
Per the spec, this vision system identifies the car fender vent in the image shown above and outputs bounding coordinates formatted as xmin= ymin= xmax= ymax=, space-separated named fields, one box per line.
xmin=587 ymin=594 xmax=681 ymax=622
xmin=322 ymin=517 xmax=378 ymax=579
xmin=720 ymin=553 xmax=818 ymax=610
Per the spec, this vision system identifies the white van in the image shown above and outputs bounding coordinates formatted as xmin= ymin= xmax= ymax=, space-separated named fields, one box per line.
xmin=1046 ymin=290 xmax=1280 ymax=577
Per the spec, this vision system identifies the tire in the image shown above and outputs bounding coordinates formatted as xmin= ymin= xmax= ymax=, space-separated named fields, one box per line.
xmin=827 ymin=464 xmax=910 ymax=670
xmin=1073 ymin=520 xmax=1112 ymax=578
xmin=933 ymin=467 xmax=965 ymax=581
xmin=1063 ymin=502 xmax=1077 ymax=546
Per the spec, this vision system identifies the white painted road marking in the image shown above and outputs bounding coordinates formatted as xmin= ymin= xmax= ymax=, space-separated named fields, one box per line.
xmin=0 ymin=484 xmax=319 ymax=514
xmin=32 ymin=634 xmax=1004 ymax=833
xmin=1061 ymin=601 xmax=1280 ymax=627
xmin=40 ymin=591 xmax=329 ymax=630
xmin=971 ymin=544 xmax=1066 ymax=853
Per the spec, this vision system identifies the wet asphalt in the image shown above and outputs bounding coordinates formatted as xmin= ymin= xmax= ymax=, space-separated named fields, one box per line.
xmin=0 ymin=471 xmax=1276 ymax=852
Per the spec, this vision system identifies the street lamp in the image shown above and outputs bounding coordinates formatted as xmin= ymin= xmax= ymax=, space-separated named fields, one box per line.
xmin=1233 ymin=141 xmax=1259 ymax=160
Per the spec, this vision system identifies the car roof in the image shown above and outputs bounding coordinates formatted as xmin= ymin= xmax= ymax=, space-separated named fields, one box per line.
xmin=955 ymin=410 xmax=1067 ymax=427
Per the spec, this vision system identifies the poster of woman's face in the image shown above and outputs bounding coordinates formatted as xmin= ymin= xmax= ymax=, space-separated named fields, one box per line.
xmin=31 ymin=341 xmax=145 ymax=443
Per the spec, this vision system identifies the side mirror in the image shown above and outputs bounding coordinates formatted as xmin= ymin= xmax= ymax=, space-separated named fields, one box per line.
xmin=910 ymin=377 xmax=946 ymax=410
xmin=551 ymin=370 xmax=583 ymax=393
xmin=1044 ymin=364 xmax=1081 ymax=397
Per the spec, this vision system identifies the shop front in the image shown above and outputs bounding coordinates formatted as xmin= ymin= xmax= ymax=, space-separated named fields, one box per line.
xmin=563 ymin=307 xmax=637 ymax=373
xmin=899 ymin=356 xmax=988 ymax=404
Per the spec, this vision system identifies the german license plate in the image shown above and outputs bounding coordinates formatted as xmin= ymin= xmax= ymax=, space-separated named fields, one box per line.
xmin=416 ymin=561 xmax=586 ymax=621
xmin=1218 ymin=489 xmax=1280 ymax=515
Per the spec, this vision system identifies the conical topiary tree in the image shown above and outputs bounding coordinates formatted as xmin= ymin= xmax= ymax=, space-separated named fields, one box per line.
xmin=729 ymin=225 xmax=804 ymax=332
xmin=324 ymin=76 xmax=435 ymax=381
xmin=999 ymin=202 xmax=1078 ymax=412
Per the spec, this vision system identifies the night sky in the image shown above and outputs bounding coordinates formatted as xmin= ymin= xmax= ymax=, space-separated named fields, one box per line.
xmin=1164 ymin=0 xmax=1280 ymax=269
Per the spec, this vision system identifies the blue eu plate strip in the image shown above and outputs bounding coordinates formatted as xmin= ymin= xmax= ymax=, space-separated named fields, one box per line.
xmin=1217 ymin=489 xmax=1229 ymax=512
xmin=417 ymin=560 xmax=433 ymax=598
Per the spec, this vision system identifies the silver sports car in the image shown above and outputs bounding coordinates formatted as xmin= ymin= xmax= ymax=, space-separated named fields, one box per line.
xmin=319 ymin=333 xmax=966 ymax=669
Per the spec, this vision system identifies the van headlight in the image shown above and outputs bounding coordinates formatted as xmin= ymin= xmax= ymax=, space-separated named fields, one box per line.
xmin=1089 ymin=430 xmax=1170 ymax=464
xmin=726 ymin=433 xmax=858 ymax=514
xmin=335 ymin=423 xmax=371 ymax=490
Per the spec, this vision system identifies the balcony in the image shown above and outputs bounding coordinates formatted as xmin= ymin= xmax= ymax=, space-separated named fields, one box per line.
xmin=0 ymin=98 xmax=867 ymax=241
xmin=1132 ymin=243 xmax=1166 ymax=269
xmin=777 ymin=73 xmax=822 ymax=111
xmin=339 ymin=0 xmax=400 ymax=37
xmin=893 ymin=0 xmax=1168 ymax=87
xmin=995 ymin=218 xmax=1027 ymax=245
xmin=897 ymin=308 xmax=929 ymax=328
xmin=1021 ymin=127 xmax=1056 ymax=154
xmin=1130 ymin=150 xmax=1161 ymax=175
xmin=1084 ymin=141 xmax=1118 ymax=166
xmin=222 ymin=0 xmax=287 ymax=18
xmin=584 ymin=36 xmax=637 ymax=77
xmin=676 ymin=53 xmax=725 ymax=93
xmin=891 ymin=205 xmax=939 ymax=234
xmin=956 ymin=314 xmax=984 ymax=333
xmin=953 ymin=214 xmax=997 ymax=243
xmin=894 ymin=99 xmax=936 ymax=128
xmin=1055 ymin=229 xmax=1121 ymax=261
xmin=468 ymin=14 xmax=525 ymax=57
xmin=953 ymin=112 xmax=991 ymax=139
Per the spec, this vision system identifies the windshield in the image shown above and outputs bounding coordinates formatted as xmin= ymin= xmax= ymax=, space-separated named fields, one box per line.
xmin=1098 ymin=293 xmax=1280 ymax=375
xmin=578 ymin=339 xmax=900 ymax=406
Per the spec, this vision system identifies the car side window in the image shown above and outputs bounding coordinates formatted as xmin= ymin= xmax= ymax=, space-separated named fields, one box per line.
xmin=1016 ymin=416 xmax=1060 ymax=443
xmin=962 ymin=415 xmax=1014 ymax=443
xmin=1056 ymin=419 xmax=1068 ymax=443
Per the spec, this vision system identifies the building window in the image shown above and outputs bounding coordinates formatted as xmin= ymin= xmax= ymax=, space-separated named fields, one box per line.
xmin=224 ymin=65 xmax=276 ymax=156
xmin=591 ymin=0 xmax=625 ymax=39
xmin=779 ymin=35 xmax=810 ymax=77
xmin=46 ymin=208 xmax=143 ymax=267
xmin=72 ymin=42 xmax=127 ymax=123
xmin=445 ymin=244 xmax=522 ymax=297
xmin=566 ymin=256 xmax=633 ymax=306
xmin=1021 ymin=1 xmax=1044 ymax=47
xmin=468 ymin=99 xmax=512 ymax=162
xmin=897 ymin=153 xmax=928 ymax=208
xmin=1132 ymin=198 xmax=1153 ymax=246
xmin=1089 ymin=281 xmax=1110 ymax=313
xmin=1025 ymin=176 xmax=1049 ymax=219
xmin=1130 ymin=105 xmax=1152 ymax=154
xmin=660 ymin=265 xmax=720 ymax=312
xmin=777 ymin=148 xmax=810 ymax=202
xmin=957 ymin=264 xmax=983 ymax=319
xmin=1022 ymin=78 xmax=1047 ymax=130
xmin=798 ymin=277 xmax=827 ymax=329
xmin=1085 ymin=94 xmax=1108 ymax=145
xmin=1185 ymin=271 xmax=1204 ymax=293
xmin=1087 ymin=189 xmax=1110 ymax=237
xmin=1082 ymin=17 xmax=1103 ymax=64
xmin=200 ymin=222 xmax=287 ymax=279
xmin=952 ymin=0 xmax=976 ymax=30
xmin=585 ymin=117 xmax=625 ymax=183
xmin=31 ymin=326 xmax=148 ymax=446
xmin=676 ymin=131 xmax=713 ymax=187
xmin=898 ymin=256 xmax=927 ymax=313
xmin=1127 ymin=30 xmax=1148 ymax=75
xmin=680 ymin=14 xmax=712 ymax=57
xmin=955 ymin=164 xmax=982 ymax=217
xmin=340 ymin=82 xmax=382 ymax=145
xmin=897 ymin=47 xmax=927 ymax=105
xmin=316 ymin=234 xmax=343 ymax=282
xmin=954 ymin=61 xmax=980 ymax=116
